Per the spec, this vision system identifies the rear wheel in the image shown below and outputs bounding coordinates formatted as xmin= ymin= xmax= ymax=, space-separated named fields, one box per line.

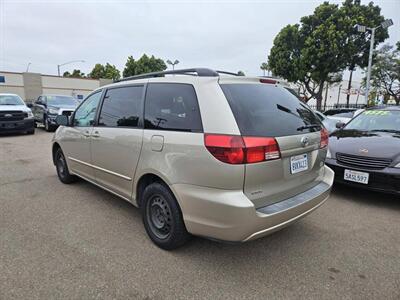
xmin=26 ymin=129 xmax=35 ymax=135
xmin=141 ymin=182 xmax=190 ymax=250
xmin=55 ymin=148 xmax=77 ymax=184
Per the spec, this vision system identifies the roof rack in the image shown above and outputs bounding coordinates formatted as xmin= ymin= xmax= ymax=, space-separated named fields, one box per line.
xmin=116 ymin=68 xmax=220 ymax=83
xmin=115 ymin=68 xmax=244 ymax=83
xmin=216 ymin=70 xmax=241 ymax=76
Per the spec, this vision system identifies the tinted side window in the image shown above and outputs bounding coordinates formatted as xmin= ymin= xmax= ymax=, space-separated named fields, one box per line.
xmin=73 ymin=91 xmax=102 ymax=127
xmin=220 ymin=84 xmax=321 ymax=137
xmin=144 ymin=83 xmax=202 ymax=132
xmin=98 ymin=86 xmax=143 ymax=127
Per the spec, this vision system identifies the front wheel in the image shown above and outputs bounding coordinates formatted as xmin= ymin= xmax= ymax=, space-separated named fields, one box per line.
xmin=141 ymin=183 xmax=191 ymax=250
xmin=44 ymin=117 xmax=55 ymax=132
xmin=55 ymin=148 xmax=78 ymax=184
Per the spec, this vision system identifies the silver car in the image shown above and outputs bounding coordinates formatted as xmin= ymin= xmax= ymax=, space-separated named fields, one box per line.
xmin=52 ymin=68 xmax=334 ymax=249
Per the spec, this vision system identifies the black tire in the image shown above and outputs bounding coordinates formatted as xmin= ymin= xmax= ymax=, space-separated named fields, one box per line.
xmin=44 ymin=117 xmax=54 ymax=132
xmin=141 ymin=182 xmax=191 ymax=250
xmin=55 ymin=148 xmax=78 ymax=184
xmin=26 ymin=129 xmax=35 ymax=135
xmin=34 ymin=122 xmax=37 ymax=128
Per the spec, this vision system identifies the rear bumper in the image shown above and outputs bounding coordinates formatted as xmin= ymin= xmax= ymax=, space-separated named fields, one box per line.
xmin=172 ymin=165 xmax=334 ymax=242
xmin=0 ymin=119 xmax=34 ymax=133
xmin=326 ymin=158 xmax=400 ymax=195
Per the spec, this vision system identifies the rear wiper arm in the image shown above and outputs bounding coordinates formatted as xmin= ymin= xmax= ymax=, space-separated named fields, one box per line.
xmin=297 ymin=124 xmax=321 ymax=131
xmin=371 ymin=129 xmax=400 ymax=134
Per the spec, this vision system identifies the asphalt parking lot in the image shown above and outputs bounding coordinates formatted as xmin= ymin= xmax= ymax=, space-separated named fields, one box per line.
xmin=1 ymin=130 xmax=399 ymax=300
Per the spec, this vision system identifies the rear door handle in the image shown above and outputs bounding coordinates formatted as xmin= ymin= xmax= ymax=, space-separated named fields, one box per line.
xmin=92 ymin=131 xmax=100 ymax=138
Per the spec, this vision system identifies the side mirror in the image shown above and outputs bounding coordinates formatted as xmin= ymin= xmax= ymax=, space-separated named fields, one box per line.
xmin=26 ymin=103 xmax=33 ymax=108
xmin=55 ymin=115 xmax=69 ymax=126
xmin=336 ymin=122 xmax=345 ymax=129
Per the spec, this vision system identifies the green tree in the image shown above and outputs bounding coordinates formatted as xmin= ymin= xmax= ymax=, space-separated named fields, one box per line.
xmin=237 ymin=70 xmax=245 ymax=76
xmin=63 ymin=69 xmax=85 ymax=78
xmin=103 ymin=63 xmax=121 ymax=81
xmin=260 ymin=62 xmax=270 ymax=76
xmin=367 ymin=44 xmax=400 ymax=104
xmin=89 ymin=63 xmax=121 ymax=80
xmin=268 ymin=2 xmax=346 ymax=109
xmin=123 ymin=54 xmax=167 ymax=77
xmin=88 ymin=63 xmax=105 ymax=79
xmin=340 ymin=0 xmax=389 ymax=106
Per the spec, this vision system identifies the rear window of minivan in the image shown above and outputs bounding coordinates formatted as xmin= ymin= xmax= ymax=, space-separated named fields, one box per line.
xmin=220 ymin=84 xmax=320 ymax=137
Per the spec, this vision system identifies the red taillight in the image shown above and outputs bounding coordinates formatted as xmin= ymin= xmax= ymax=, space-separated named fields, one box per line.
xmin=260 ymin=78 xmax=277 ymax=84
xmin=204 ymin=134 xmax=244 ymax=164
xmin=204 ymin=134 xmax=280 ymax=164
xmin=320 ymin=128 xmax=329 ymax=148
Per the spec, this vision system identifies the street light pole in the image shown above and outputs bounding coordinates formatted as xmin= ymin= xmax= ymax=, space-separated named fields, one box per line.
xmin=166 ymin=59 xmax=179 ymax=70
xmin=364 ymin=27 xmax=375 ymax=105
xmin=57 ymin=60 xmax=85 ymax=76
xmin=355 ymin=19 xmax=393 ymax=105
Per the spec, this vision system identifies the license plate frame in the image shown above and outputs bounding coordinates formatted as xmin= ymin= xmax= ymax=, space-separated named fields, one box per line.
xmin=344 ymin=169 xmax=369 ymax=184
xmin=290 ymin=154 xmax=309 ymax=174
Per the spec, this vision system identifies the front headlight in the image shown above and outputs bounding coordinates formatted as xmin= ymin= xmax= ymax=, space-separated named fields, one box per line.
xmin=48 ymin=107 xmax=59 ymax=115
xmin=26 ymin=111 xmax=34 ymax=118
xmin=326 ymin=148 xmax=332 ymax=159
xmin=395 ymin=162 xmax=400 ymax=168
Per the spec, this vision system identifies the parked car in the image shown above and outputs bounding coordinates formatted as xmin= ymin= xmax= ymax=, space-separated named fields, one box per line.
xmin=326 ymin=106 xmax=400 ymax=194
xmin=323 ymin=108 xmax=358 ymax=124
xmin=314 ymin=111 xmax=338 ymax=133
xmin=51 ymin=68 xmax=334 ymax=249
xmin=0 ymin=93 xmax=35 ymax=134
xmin=32 ymin=94 xmax=78 ymax=131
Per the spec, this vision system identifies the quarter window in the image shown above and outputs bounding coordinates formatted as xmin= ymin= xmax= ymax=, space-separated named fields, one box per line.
xmin=98 ymin=86 xmax=143 ymax=127
xmin=73 ymin=91 xmax=102 ymax=127
xmin=144 ymin=83 xmax=202 ymax=132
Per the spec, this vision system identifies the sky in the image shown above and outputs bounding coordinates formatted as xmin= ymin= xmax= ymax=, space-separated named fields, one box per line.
xmin=1 ymin=0 xmax=399 ymax=82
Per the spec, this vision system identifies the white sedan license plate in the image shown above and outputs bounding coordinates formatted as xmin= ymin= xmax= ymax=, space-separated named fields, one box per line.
xmin=290 ymin=154 xmax=308 ymax=174
xmin=344 ymin=169 xmax=369 ymax=184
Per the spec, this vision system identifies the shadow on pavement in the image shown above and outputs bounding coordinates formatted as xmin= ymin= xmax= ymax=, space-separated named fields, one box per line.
xmin=331 ymin=183 xmax=400 ymax=210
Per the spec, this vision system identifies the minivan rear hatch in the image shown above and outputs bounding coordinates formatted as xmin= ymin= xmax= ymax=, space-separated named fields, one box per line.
xmin=220 ymin=82 xmax=327 ymax=208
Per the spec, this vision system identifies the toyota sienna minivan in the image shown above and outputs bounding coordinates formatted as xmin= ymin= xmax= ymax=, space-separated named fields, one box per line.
xmin=52 ymin=68 xmax=334 ymax=250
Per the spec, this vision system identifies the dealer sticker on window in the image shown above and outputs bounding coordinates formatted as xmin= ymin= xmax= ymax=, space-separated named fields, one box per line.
xmin=290 ymin=154 xmax=308 ymax=174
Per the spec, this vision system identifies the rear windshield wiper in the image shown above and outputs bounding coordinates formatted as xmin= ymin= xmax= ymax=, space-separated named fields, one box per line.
xmin=297 ymin=124 xmax=322 ymax=131
xmin=370 ymin=129 xmax=400 ymax=134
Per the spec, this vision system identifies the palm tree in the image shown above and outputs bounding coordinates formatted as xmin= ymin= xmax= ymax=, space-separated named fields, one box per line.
xmin=260 ymin=62 xmax=270 ymax=76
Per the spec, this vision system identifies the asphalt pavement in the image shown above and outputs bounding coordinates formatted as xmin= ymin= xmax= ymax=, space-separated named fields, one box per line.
xmin=1 ymin=130 xmax=399 ymax=299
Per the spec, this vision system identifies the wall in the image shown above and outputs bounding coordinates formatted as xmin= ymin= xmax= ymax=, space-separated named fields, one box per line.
xmin=0 ymin=71 xmax=112 ymax=103
xmin=0 ymin=72 xmax=25 ymax=98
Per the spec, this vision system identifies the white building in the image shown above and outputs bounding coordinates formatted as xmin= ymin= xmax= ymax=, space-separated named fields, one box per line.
xmin=0 ymin=71 xmax=112 ymax=103
xmin=306 ymin=80 xmax=366 ymax=108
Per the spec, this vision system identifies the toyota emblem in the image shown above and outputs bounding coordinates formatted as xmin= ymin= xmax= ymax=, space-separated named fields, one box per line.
xmin=301 ymin=136 xmax=309 ymax=147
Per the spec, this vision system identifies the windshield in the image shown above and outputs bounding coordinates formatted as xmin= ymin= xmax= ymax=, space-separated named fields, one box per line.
xmin=47 ymin=95 xmax=77 ymax=106
xmin=324 ymin=109 xmax=356 ymax=118
xmin=345 ymin=110 xmax=400 ymax=132
xmin=220 ymin=84 xmax=321 ymax=136
xmin=0 ymin=95 xmax=25 ymax=106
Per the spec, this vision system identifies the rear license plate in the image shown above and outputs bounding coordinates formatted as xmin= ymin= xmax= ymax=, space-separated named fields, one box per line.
xmin=5 ymin=123 xmax=15 ymax=128
xmin=344 ymin=169 xmax=369 ymax=184
xmin=290 ymin=154 xmax=308 ymax=174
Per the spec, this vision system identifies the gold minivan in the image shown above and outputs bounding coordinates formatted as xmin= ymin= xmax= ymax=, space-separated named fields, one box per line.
xmin=52 ymin=68 xmax=334 ymax=250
